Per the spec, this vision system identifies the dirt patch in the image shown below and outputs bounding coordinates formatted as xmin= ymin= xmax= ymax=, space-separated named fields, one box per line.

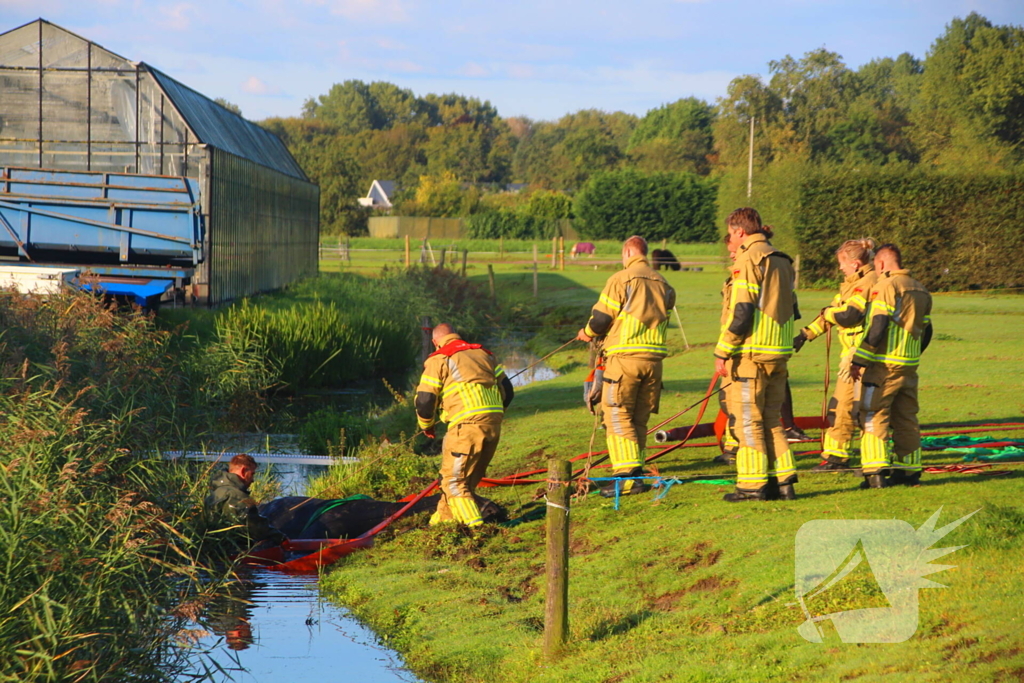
xmin=652 ymin=589 xmax=688 ymax=611
xmin=570 ymin=536 xmax=597 ymax=556
xmin=978 ymin=648 xmax=1022 ymax=664
xmin=603 ymin=673 xmax=630 ymax=683
xmin=943 ymin=636 xmax=980 ymax=660
xmin=652 ymin=575 xmax=737 ymax=611
xmin=671 ymin=542 xmax=722 ymax=571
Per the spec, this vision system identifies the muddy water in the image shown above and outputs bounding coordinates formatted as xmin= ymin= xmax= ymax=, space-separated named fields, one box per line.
xmin=176 ymin=435 xmax=419 ymax=683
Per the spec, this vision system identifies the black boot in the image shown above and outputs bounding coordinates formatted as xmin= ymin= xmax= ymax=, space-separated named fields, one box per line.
xmin=713 ymin=451 xmax=736 ymax=466
xmin=723 ymin=488 xmax=767 ymax=502
xmin=764 ymin=476 xmax=780 ymax=500
xmin=812 ymin=456 xmax=852 ymax=472
xmin=778 ymin=484 xmax=796 ymax=500
xmin=784 ymin=427 xmax=810 ymax=442
xmin=599 ymin=468 xmax=650 ymax=498
xmin=892 ymin=470 xmax=921 ymax=487
xmin=887 ymin=468 xmax=907 ymax=486
xmin=860 ymin=473 xmax=888 ymax=489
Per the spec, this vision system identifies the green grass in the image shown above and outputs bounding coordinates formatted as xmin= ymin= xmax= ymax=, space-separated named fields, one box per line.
xmin=318 ymin=261 xmax=1024 ymax=682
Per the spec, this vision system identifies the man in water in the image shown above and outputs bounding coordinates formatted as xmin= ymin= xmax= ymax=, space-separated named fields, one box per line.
xmin=206 ymin=453 xmax=287 ymax=547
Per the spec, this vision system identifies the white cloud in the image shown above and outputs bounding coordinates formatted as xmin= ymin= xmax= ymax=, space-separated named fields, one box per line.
xmin=241 ymin=76 xmax=282 ymax=96
xmin=326 ymin=0 xmax=410 ymax=21
xmin=458 ymin=62 xmax=489 ymax=77
xmin=158 ymin=3 xmax=195 ymax=31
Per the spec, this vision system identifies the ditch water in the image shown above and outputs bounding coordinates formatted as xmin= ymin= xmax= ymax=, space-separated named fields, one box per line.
xmin=174 ymin=434 xmax=419 ymax=683
xmin=175 ymin=352 xmax=557 ymax=681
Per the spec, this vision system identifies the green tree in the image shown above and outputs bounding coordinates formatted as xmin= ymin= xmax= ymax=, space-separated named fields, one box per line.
xmin=213 ymin=97 xmax=242 ymax=116
xmin=628 ymin=97 xmax=716 ymax=174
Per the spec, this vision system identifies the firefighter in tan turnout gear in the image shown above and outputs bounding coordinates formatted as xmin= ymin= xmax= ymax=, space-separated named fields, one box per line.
xmin=714 ymin=208 xmax=800 ymax=502
xmin=850 ymin=244 xmax=933 ymax=488
xmin=793 ymin=239 xmax=879 ymax=472
xmin=577 ymin=236 xmax=676 ymax=497
xmin=415 ymin=323 xmax=514 ymax=527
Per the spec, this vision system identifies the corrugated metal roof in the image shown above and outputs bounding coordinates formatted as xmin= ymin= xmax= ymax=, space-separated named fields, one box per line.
xmin=146 ymin=66 xmax=308 ymax=181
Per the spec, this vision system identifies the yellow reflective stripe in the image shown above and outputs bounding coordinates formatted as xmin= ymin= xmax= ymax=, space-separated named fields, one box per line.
xmin=734 ymin=279 xmax=760 ymax=295
xmin=607 ymin=434 xmax=642 ymax=472
xmin=848 ymin=294 xmax=867 ymax=309
xmin=584 ymin=323 xmax=599 ymax=338
xmin=420 ymin=375 xmax=442 ymax=389
xmin=599 ymin=293 xmax=622 ymax=311
xmin=417 ymin=416 xmax=435 ymax=429
xmin=716 ymin=338 xmax=739 ymax=356
xmin=447 ymin=406 xmax=503 ymax=426
xmin=806 ymin=319 xmax=826 ymax=337
xmin=607 ymin=344 xmax=669 ymax=355
xmin=494 ymin=364 xmax=506 ymax=379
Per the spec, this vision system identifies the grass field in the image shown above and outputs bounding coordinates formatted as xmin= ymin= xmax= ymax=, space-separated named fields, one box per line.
xmin=318 ymin=251 xmax=1024 ymax=682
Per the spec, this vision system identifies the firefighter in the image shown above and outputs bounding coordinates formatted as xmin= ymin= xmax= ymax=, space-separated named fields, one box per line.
xmin=793 ymin=239 xmax=879 ymax=471
xmin=714 ymin=208 xmax=800 ymax=502
xmin=850 ymin=244 xmax=933 ymax=488
xmin=576 ymin=235 xmax=676 ymax=496
xmin=415 ymin=323 xmax=514 ymax=526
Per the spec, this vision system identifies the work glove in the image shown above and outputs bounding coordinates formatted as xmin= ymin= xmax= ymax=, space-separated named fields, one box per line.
xmin=793 ymin=331 xmax=808 ymax=353
xmin=837 ymin=348 xmax=856 ymax=383
xmin=423 ymin=427 xmax=436 ymax=439
xmin=584 ymin=366 xmax=604 ymax=415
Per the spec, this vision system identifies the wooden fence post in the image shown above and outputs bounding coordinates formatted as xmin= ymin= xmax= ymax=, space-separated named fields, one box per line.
xmin=794 ymin=254 xmax=801 ymax=290
xmin=405 ymin=235 xmax=411 ymax=268
xmin=544 ymin=457 xmax=571 ymax=658
xmin=345 ymin=237 xmax=351 ymax=266
xmin=420 ymin=237 xmax=428 ymax=265
xmin=551 ymin=236 xmax=557 ymax=268
xmin=499 ymin=236 xmax=504 ymax=260
xmin=487 ymin=264 xmax=496 ymax=301
xmin=420 ymin=316 xmax=433 ymax=364
xmin=533 ymin=243 xmax=539 ymax=298
xmin=558 ymin=235 xmax=565 ymax=271
xmin=439 ymin=247 xmax=447 ymax=269
xmin=461 ymin=249 xmax=468 ymax=277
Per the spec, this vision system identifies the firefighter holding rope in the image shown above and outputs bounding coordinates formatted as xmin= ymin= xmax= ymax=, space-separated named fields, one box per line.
xmin=793 ymin=238 xmax=879 ymax=472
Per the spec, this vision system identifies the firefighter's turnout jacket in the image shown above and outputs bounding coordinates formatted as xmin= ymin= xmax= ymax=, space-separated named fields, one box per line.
xmin=803 ymin=264 xmax=878 ymax=351
xmin=715 ymin=232 xmax=799 ymax=491
xmin=585 ymin=255 xmax=675 ymax=477
xmin=802 ymin=264 xmax=879 ymax=462
xmin=853 ymin=269 xmax=933 ymax=475
xmin=415 ymin=334 xmax=514 ymax=526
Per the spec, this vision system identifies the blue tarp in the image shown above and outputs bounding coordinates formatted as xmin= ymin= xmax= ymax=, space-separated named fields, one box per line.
xmin=82 ymin=279 xmax=173 ymax=307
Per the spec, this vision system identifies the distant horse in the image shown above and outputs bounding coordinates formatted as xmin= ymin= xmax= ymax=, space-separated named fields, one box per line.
xmin=651 ymin=248 xmax=681 ymax=271
xmin=571 ymin=242 xmax=596 ymax=258
xmin=259 ymin=495 xmax=505 ymax=539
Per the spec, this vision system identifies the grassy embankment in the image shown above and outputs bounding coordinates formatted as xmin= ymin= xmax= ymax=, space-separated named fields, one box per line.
xmin=316 ymin=250 xmax=1024 ymax=682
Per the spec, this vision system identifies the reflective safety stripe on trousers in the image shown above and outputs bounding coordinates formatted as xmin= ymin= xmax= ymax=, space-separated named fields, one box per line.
xmin=449 ymin=496 xmax=483 ymax=527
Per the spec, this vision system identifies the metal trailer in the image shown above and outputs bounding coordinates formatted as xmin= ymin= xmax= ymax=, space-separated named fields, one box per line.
xmin=0 ymin=166 xmax=202 ymax=306
xmin=0 ymin=19 xmax=319 ymax=305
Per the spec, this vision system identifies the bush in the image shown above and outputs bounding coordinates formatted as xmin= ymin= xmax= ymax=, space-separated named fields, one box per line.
xmin=573 ymin=168 xmax=718 ymax=242
xmin=465 ymin=209 xmax=562 ymax=240
xmin=792 ymin=167 xmax=1024 ymax=290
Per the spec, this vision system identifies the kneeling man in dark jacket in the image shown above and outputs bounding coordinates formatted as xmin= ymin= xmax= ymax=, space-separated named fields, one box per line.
xmin=206 ymin=454 xmax=286 ymax=547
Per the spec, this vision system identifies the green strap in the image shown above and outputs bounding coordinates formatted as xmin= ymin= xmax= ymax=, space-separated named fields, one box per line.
xmin=298 ymin=495 xmax=373 ymax=536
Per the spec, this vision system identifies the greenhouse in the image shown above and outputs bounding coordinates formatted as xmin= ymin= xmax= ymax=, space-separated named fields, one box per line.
xmin=0 ymin=19 xmax=319 ymax=304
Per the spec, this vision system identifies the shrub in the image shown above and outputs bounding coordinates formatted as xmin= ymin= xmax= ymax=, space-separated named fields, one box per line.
xmin=573 ymin=168 xmax=718 ymax=242
xmin=792 ymin=167 xmax=1024 ymax=290
xmin=465 ymin=209 xmax=561 ymax=240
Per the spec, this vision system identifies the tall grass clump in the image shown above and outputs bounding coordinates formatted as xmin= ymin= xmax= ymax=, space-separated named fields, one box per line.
xmin=0 ymin=288 xmax=222 ymax=682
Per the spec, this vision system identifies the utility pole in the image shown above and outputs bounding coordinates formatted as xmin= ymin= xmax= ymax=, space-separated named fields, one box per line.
xmin=747 ymin=115 xmax=755 ymax=199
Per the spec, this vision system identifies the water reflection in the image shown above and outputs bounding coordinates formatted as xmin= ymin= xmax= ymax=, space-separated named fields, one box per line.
xmin=181 ymin=571 xmax=418 ymax=682
xmin=496 ymin=346 xmax=559 ymax=388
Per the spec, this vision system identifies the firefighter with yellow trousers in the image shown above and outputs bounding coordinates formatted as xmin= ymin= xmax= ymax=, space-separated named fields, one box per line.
xmin=415 ymin=323 xmax=514 ymax=526
xmin=577 ymin=236 xmax=675 ymax=497
xmin=850 ymin=244 xmax=933 ymax=488
xmin=793 ymin=238 xmax=879 ymax=471
xmin=714 ymin=208 xmax=800 ymax=502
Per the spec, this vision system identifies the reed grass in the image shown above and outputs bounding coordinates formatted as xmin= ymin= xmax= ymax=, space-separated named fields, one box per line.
xmin=0 ymin=288 xmax=226 ymax=682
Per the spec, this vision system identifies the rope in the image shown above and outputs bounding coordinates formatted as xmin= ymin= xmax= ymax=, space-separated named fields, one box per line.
xmin=507 ymin=338 xmax=578 ymax=381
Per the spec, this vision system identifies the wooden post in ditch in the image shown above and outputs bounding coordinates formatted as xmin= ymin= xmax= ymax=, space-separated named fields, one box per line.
xmin=487 ymin=263 xmax=496 ymax=302
xmin=405 ymin=235 xmax=411 ymax=268
xmin=544 ymin=457 xmax=571 ymax=658
xmin=461 ymin=249 xmax=468 ymax=277
xmin=533 ymin=243 xmax=539 ymax=298
xmin=420 ymin=316 xmax=433 ymax=364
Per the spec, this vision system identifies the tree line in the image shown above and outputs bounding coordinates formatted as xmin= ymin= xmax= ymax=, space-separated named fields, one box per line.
xmin=256 ymin=13 xmax=1023 ymax=240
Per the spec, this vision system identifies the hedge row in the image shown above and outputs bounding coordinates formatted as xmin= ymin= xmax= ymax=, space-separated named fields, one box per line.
xmin=793 ymin=168 xmax=1024 ymax=290
xmin=464 ymin=210 xmax=568 ymax=240
xmin=574 ymin=168 xmax=718 ymax=242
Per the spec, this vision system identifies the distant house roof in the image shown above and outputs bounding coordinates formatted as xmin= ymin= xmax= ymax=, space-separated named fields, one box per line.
xmin=146 ymin=67 xmax=307 ymax=180
xmin=358 ymin=180 xmax=396 ymax=209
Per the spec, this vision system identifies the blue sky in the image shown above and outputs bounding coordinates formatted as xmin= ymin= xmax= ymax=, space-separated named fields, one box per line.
xmin=3 ymin=0 xmax=1022 ymax=122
